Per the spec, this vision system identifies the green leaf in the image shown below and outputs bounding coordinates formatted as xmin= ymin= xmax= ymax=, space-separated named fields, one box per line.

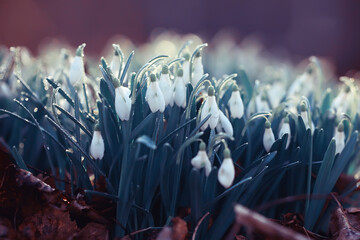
xmin=136 ymin=135 xmax=156 ymax=150
xmin=305 ymin=139 xmax=336 ymax=230
xmin=11 ymin=146 xmax=29 ymax=171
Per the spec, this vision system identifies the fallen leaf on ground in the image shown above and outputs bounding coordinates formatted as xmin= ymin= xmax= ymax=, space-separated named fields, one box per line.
xmin=156 ymin=217 xmax=188 ymax=240
xmin=330 ymin=207 xmax=360 ymax=240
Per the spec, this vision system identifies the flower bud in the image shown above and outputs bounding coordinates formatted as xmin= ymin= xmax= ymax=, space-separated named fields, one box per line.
xmin=89 ymin=124 xmax=105 ymax=160
xmin=278 ymin=116 xmax=291 ymax=149
xmin=191 ymin=142 xmax=212 ymax=176
xmin=69 ymin=43 xmax=86 ymax=85
xmin=300 ymin=103 xmax=315 ymax=133
xmin=159 ymin=64 xmax=173 ymax=106
xmin=334 ymin=122 xmax=345 ymax=154
xmin=200 ymin=86 xmax=219 ymax=130
xmin=110 ymin=49 xmax=121 ymax=77
xmin=216 ymin=110 xmax=233 ymax=136
xmin=173 ymin=68 xmax=186 ymax=108
xmin=218 ymin=148 xmax=235 ymax=188
xmin=228 ymin=84 xmax=244 ymax=119
xmin=192 ymin=52 xmax=204 ymax=87
xmin=115 ymin=85 xmax=131 ymax=121
xmin=182 ymin=52 xmax=190 ymax=84
xmin=145 ymin=73 xmax=165 ymax=113
xmin=263 ymin=120 xmax=275 ymax=152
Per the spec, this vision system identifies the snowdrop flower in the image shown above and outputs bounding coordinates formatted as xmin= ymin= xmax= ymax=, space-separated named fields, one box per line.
xmin=115 ymin=84 xmax=131 ymax=121
xmin=263 ymin=120 xmax=275 ymax=152
xmin=255 ymin=94 xmax=270 ymax=113
xmin=89 ymin=124 xmax=105 ymax=160
xmin=110 ymin=49 xmax=121 ymax=78
xmin=300 ymin=103 xmax=315 ymax=133
xmin=216 ymin=110 xmax=233 ymax=136
xmin=332 ymin=83 xmax=353 ymax=117
xmin=145 ymin=73 xmax=165 ymax=113
xmin=191 ymin=141 xmax=212 ymax=176
xmin=182 ymin=52 xmax=190 ymax=84
xmin=267 ymin=80 xmax=285 ymax=107
xmin=159 ymin=64 xmax=173 ymax=106
xmin=191 ymin=51 xmax=204 ymax=87
xmin=228 ymin=84 xmax=244 ymax=119
xmin=173 ymin=68 xmax=187 ymax=108
xmin=278 ymin=116 xmax=291 ymax=149
xmin=218 ymin=148 xmax=235 ymax=188
xmin=334 ymin=122 xmax=345 ymax=154
xmin=200 ymin=86 xmax=220 ymax=130
xmin=69 ymin=43 xmax=86 ymax=85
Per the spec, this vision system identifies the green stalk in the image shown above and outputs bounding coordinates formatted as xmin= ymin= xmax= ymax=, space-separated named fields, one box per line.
xmin=305 ymin=134 xmax=313 ymax=217
xmin=115 ymin=121 xmax=130 ymax=237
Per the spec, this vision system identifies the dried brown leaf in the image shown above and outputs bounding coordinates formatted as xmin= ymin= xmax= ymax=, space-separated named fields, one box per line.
xmin=330 ymin=207 xmax=360 ymax=240
xmin=70 ymin=222 xmax=109 ymax=240
xmin=156 ymin=217 xmax=188 ymax=240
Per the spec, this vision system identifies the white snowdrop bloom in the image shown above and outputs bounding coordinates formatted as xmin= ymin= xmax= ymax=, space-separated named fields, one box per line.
xmin=191 ymin=52 xmax=204 ymax=87
xmin=218 ymin=148 xmax=235 ymax=188
xmin=334 ymin=122 xmax=345 ymax=154
xmin=255 ymin=94 xmax=270 ymax=113
xmin=110 ymin=50 xmax=121 ymax=77
xmin=69 ymin=43 xmax=86 ymax=85
xmin=300 ymin=103 xmax=315 ymax=133
xmin=288 ymin=66 xmax=316 ymax=97
xmin=145 ymin=73 xmax=165 ymax=113
xmin=191 ymin=142 xmax=212 ymax=176
xmin=90 ymin=124 xmax=105 ymax=160
xmin=278 ymin=116 xmax=291 ymax=149
xmin=331 ymin=85 xmax=352 ymax=117
xmin=159 ymin=64 xmax=173 ymax=106
xmin=200 ymin=86 xmax=220 ymax=130
xmin=228 ymin=84 xmax=244 ymax=119
xmin=173 ymin=68 xmax=187 ymax=108
xmin=263 ymin=120 xmax=275 ymax=152
xmin=182 ymin=52 xmax=190 ymax=84
xmin=115 ymin=85 xmax=132 ymax=121
xmin=267 ymin=82 xmax=284 ymax=107
xmin=216 ymin=110 xmax=233 ymax=136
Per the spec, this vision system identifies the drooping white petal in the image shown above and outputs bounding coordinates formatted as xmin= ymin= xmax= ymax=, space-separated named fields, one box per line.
xmin=90 ymin=131 xmax=105 ymax=160
xmin=255 ymin=95 xmax=270 ymax=113
xmin=159 ymin=73 xmax=173 ymax=106
xmin=268 ymin=82 xmax=285 ymax=107
xmin=228 ymin=91 xmax=244 ymax=119
xmin=145 ymin=81 xmax=165 ymax=113
xmin=218 ymin=157 xmax=235 ymax=188
xmin=191 ymin=150 xmax=212 ymax=176
xmin=334 ymin=124 xmax=345 ymax=154
xmin=300 ymin=110 xmax=315 ymax=134
xmin=200 ymin=95 xmax=219 ymax=130
xmin=263 ymin=128 xmax=275 ymax=152
xmin=110 ymin=55 xmax=121 ymax=77
xmin=69 ymin=56 xmax=85 ymax=85
xmin=182 ymin=61 xmax=190 ymax=84
xmin=217 ymin=110 xmax=233 ymax=136
xmin=192 ymin=57 xmax=204 ymax=87
xmin=278 ymin=122 xmax=291 ymax=149
xmin=332 ymin=88 xmax=351 ymax=117
xmin=115 ymin=86 xmax=132 ymax=121
xmin=174 ymin=76 xmax=187 ymax=108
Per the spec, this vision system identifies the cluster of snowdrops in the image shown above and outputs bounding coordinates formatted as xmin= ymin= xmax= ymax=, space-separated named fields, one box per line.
xmin=0 ymin=37 xmax=359 ymax=238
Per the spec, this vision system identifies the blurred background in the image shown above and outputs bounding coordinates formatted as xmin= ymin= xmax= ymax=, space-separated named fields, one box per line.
xmin=0 ymin=0 xmax=359 ymax=75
